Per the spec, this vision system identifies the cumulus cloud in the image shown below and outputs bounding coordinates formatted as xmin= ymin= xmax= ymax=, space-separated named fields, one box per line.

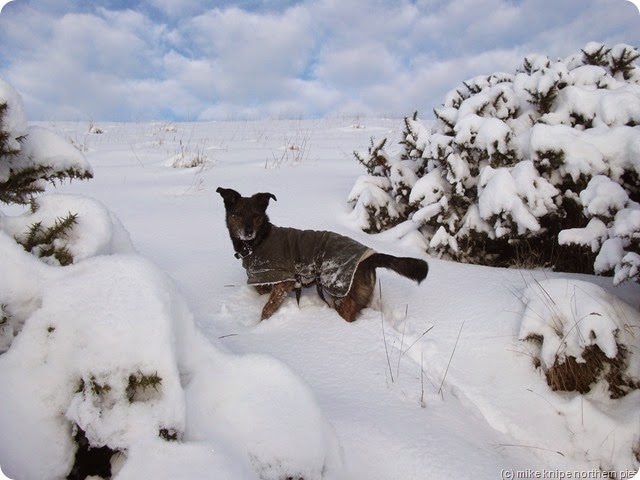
xmin=185 ymin=6 xmax=316 ymax=99
xmin=0 ymin=0 xmax=638 ymax=120
xmin=0 ymin=1 xmax=14 ymax=14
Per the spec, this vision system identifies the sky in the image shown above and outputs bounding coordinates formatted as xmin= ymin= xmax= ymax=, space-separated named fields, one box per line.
xmin=0 ymin=0 xmax=639 ymax=122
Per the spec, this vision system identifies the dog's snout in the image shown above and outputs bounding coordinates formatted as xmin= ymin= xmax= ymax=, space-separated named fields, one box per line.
xmin=234 ymin=218 xmax=257 ymax=241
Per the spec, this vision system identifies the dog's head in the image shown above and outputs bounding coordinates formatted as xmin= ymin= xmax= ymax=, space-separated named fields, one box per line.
xmin=216 ymin=187 xmax=277 ymax=242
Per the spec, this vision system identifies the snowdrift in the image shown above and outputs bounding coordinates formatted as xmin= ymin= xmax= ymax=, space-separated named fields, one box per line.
xmin=0 ymin=222 xmax=345 ymax=479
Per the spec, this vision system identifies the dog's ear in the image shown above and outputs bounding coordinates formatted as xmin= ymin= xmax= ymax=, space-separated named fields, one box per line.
xmin=216 ymin=187 xmax=241 ymax=209
xmin=252 ymin=192 xmax=277 ymax=212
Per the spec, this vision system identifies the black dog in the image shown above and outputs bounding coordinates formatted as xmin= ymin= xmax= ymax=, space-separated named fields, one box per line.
xmin=217 ymin=187 xmax=428 ymax=322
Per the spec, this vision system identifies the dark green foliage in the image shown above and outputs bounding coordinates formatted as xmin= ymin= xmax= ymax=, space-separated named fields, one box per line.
xmin=400 ymin=112 xmax=423 ymax=161
xmin=524 ymin=85 xmax=558 ymax=114
xmin=0 ymin=101 xmax=93 ymax=206
xmin=0 ymin=304 xmax=8 ymax=325
xmin=78 ymin=376 xmax=112 ymax=397
xmin=433 ymin=107 xmax=455 ymax=132
xmin=159 ymin=427 xmax=179 ymax=442
xmin=0 ymin=103 xmax=21 ymax=156
xmin=610 ymin=45 xmax=640 ymax=80
xmin=354 ymin=137 xmax=390 ymax=177
xmin=127 ymin=371 xmax=162 ymax=402
xmin=361 ymin=203 xmax=403 ymax=234
xmin=581 ymin=44 xmax=610 ymax=67
xmin=0 ymin=164 xmax=93 ymax=205
xmin=17 ymin=211 xmax=78 ymax=266
xmin=2 ymin=87 xmax=92 ymax=266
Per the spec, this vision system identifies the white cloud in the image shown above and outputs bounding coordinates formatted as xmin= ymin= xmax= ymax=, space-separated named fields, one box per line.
xmin=185 ymin=6 xmax=316 ymax=94
xmin=0 ymin=0 xmax=14 ymax=14
xmin=0 ymin=0 xmax=638 ymax=120
xmin=312 ymin=43 xmax=401 ymax=89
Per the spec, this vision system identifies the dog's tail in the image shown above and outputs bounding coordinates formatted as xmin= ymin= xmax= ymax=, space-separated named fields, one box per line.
xmin=362 ymin=253 xmax=428 ymax=284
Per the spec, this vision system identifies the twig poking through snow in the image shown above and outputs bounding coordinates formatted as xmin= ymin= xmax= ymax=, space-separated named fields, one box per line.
xmin=496 ymin=443 xmax=565 ymax=457
xmin=401 ymin=326 xmax=434 ymax=356
xmin=396 ymin=305 xmax=408 ymax=380
xmin=420 ymin=351 xmax=426 ymax=408
xmin=438 ymin=320 xmax=465 ymax=396
xmin=379 ymin=281 xmax=394 ymax=383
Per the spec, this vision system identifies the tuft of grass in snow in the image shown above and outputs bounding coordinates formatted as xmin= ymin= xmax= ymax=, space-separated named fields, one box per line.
xmin=438 ymin=320 xmax=465 ymax=397
xmin=543 ymin=343 xmax=636 ymax=397
xmin=518 ymin=278 xmax=640 ymax=398
xmin=168 ymin=138 xmax=211 ymax=169
xmin=379 ymin=281 xmax=395 ymax=384
xmin=265 ymin=128 xmax=312 ymax=168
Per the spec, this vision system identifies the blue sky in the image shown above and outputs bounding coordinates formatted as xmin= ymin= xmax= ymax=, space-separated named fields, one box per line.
xmin=0 ymin=0 xmax=639 ymax=121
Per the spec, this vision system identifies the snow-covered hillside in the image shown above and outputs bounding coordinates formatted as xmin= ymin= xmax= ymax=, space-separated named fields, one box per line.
xmin=1 ymin=117 xmax=639 ymax=479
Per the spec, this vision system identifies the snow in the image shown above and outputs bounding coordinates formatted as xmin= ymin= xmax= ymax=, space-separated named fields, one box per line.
xmin=0 ymin=77 xmax=27 ymax=142
xmin=519 ymin=279 xmax=637 ymax=367
xmin=0 ymin=228 xmax=342 ymax=480
xmin=409 ymin=169 xmax=449 ymax=209
xmin=1 ymin=117 xmax=639 ymax=479
xmin=19 ymin=126 xmax=93 ymax=177
xmin=580 ymin=175 xmax=630 ymax=217
xmin=518 ymin=279 xmax=640 ymax=469
xmin=1 ymin=194 xmax=134 ymax=264
xmin=558 ymin=217 xmax=608 ymax=251
xmin=559 ymin=175 xmax=640 ymax=285
xmin=478 ymin=165 xmax=542 ymax=236
xmin=530 ymin=124 xmax=608 ymax=182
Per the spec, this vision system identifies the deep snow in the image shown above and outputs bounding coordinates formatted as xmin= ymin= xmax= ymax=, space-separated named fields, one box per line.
xmin=1 ymin=118 xmax=639 ymax=479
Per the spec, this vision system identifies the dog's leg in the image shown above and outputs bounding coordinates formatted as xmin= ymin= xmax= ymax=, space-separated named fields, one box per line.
xmin=335 ymin=263 xmax=376 ymax=322
xmin=261 ymin=281 xmax=296 ymax=320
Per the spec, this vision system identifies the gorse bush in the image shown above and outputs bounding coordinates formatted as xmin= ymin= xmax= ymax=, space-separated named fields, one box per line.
xmin=0 ymin=77 xmax=93 ymax=266
xmin=349 ymin=42 xmax=640 ymax=284
xmin=0 ymin=89 xmax=93 ymax=205
xmin=16 ymin=205 xmax=78 ymax=266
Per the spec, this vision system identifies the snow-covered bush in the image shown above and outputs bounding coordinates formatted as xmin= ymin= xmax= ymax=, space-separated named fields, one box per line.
xmin=1 ymin=193 xmax=134 ymax=267
xmin=519 ymin=279 xmax=640 ymax=398
xmin=348 ymin=43 xmax=640 ymax=283
xmin=0 ymin=78 xmax=92 ymax=206
xmin=0 ymin=233 xmax=345 ymax=479
xmin=351 ymin=136 xmax=420 ymax=233
xmin=1 ymin=77 xmax=94 ymax=269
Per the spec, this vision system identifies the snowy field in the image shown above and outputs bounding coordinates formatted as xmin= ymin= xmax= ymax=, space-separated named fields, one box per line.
xmin=1 ymin=117 xmax=639 ymax=479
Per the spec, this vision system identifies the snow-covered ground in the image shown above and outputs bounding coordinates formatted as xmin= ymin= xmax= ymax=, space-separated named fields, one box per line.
xmin=1 ymin=118 xmax=639 ymax=479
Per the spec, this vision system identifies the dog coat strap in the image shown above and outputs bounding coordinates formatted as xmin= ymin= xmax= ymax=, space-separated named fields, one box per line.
xmin=316 ymin=281 xmax=328 ymax=305
xmin=234 ymin=242 xmax=253 ymax=259
xmin=234 ymin=248 xmax=252 ymax=259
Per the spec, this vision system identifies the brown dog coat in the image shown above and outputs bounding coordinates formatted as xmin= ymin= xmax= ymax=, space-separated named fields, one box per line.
xmin=241 ymin=225 xmax=375 ymax=298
